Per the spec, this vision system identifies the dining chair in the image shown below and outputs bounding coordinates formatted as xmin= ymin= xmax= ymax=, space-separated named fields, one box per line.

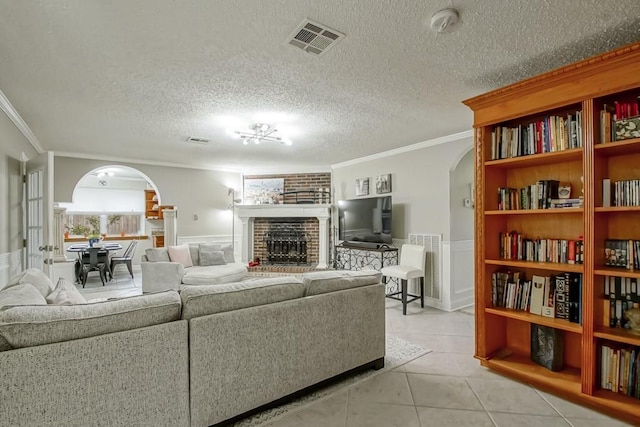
xmin=80 ymin=247 xmax=108 ymax=287
xmin=380 ymin=244 xmax=427 ymax=315
xmin=110 ymin=240 xmax=138 ymax=280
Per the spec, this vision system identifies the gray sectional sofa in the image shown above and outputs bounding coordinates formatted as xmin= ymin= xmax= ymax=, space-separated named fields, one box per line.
xmin=0 ymin=269 xmax=385 ymax=427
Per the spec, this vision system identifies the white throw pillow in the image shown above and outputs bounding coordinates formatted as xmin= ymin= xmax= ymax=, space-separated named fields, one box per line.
xmin=168 ymin=244 xmax=194 ymax=268
xmin=46 ymin=278 xmax=87 ymax=305
xmin=0 ymin=283 xmax=48 ymax=309
xmin=7 ymin=268 xmax=54 ymax=298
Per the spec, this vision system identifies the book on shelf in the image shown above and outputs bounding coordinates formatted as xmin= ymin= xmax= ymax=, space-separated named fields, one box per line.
xmin=604 ymin=276 xmax=640 ymax=329
xmin=499 ymin=230 xmax=583 ymax=264
xmin=612 ymin=179 xmax=640 ymax=207
xmin=490 ymin=112 xmax=582 ymax=160
xmin=531 ymin=324 xmax=564 ymax=372
xmin=603 ymin=178 xmax=611 ymax=208
xmin=604 ymin=239 xmax=638 ymax=269
xmin=600 ymin=341 xmax=640 ymax=399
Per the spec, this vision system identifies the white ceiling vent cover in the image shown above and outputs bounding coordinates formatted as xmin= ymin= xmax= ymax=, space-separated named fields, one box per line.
xmin=186 ymin=136 xmax=210 ymax=145
xmin=287 ymin=18 xmax=345 ymax=56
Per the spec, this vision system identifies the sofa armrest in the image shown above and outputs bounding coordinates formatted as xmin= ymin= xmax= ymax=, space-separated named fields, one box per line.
xmin=141 ymin=261 xmax=185 ymax=292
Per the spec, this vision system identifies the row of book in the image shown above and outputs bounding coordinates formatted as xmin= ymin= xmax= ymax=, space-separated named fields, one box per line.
xmin=600 ymin=342 xmax=640 ymax=399
xmin=498 ymin=180 xmax=582 ymax=210
xmin=491 ymin=270 xmax=582 ymax=324
xmin=490 ymin=112 xmax=583 ymax=160
xmin=604 ymin=239 xmax=640 ymax=270
xmin=499 ymin=231 xmax=584 ymax=265
xmin=603 ymin=275 xmax=640 ymax=329
xmin=603 ymin=178 xmax=640 ymax=207
xmin=600 ymin=100 xmax=640 ymax=143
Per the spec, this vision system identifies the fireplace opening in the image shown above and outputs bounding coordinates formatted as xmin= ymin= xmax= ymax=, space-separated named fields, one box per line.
xmin=264 ymin=221 xmax=310 ymax=265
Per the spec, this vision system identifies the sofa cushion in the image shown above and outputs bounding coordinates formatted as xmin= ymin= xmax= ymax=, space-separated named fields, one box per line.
xmin=181 ymin=264 xmax=247 ymax=286
xmin=180 ymin=277 xmax=304 ymax=320
xmin=0 ymin=290 xmax=181 ymax=351
xmin=198 ymin=243 xmax=234 ymax=264
xmin=302 ymin=270 xmax=382 ymax=296
xmin=199 ymin=250 xmax=226 ymax=266
xmin=7 ymin=268 xmax=55 ymax=298
xmin=145 ymin=248 xmax=170 ymax=262
xmin=188 ymin=243 xmax=200 ymax=266
xmin=0 ymin=283 xmax=47 ymax=309
xmin=46 ymin=277 xmax=87 ymax=305
xmin=168 ymin=244 xmax=194 ymax=268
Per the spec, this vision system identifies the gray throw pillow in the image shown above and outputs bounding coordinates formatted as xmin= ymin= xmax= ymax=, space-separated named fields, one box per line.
xmin=199 ymin=250 xmax=227 ymax=266
xmin=145 ymin=248 xmax=170 ymax=262
xmin=221 ymin=244 xmax=235 ymax=263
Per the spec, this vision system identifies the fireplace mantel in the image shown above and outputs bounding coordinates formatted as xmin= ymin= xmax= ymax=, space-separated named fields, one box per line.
xmin=236 ymin=204 xmax=332 ymax=269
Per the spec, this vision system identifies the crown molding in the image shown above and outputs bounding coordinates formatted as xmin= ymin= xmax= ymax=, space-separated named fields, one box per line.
xmin=54 ymin=151 xmax=244 ymax=174
xmin=331 ymin=129 xmax=474 ymax=169
xmin=241 ymin=165 xmax=332 ymax=175
xmin=0 ymin=89 xmax=44 ymax=154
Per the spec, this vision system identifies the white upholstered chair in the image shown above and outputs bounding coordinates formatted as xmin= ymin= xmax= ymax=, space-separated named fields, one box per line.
xmin=380 ymin=244 xmax=426 ymax=315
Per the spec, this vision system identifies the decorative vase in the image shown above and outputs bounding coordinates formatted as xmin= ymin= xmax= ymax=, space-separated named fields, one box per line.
xmin=120 ymin=230 xmax=126 ymax=237
xmin=64 ymin=232 xmax=70 ymax=239
xmin=625 ymin=303 xmax=640 ymax=335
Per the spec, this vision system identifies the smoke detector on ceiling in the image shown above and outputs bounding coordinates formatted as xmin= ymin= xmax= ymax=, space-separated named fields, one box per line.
xmin=287 ymin=18 xmax=345 ymax=56
xmin=430 ymin=8 xmax=459 ymax=33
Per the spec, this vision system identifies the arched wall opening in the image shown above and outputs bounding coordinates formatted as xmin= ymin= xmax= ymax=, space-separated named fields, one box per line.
xmin=58 ymin=165 xmax=161 ymax=238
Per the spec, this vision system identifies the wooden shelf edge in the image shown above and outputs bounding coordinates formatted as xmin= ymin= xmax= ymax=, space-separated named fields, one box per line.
xmin=485 ymin=259 xmax=584 ymax=273
xmin=594 ymin=268 xmax=640 ymax=278
xmin=485 ymin=307 xmax=582 ymax=333
xmin=486 ymin=208 xmax=583 ymax=215
xmin=595 ymin=206 xmax=640 ymax=213
xmin=482 ymin=352 xmax=581 ymax=390
xmin=594 ymin=328 xmax=640 ymax=346
xmin=484 ymin=148 xmax=583 ymax=168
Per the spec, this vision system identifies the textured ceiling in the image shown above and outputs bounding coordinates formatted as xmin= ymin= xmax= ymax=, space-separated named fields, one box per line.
xmin=0 ymin=1 xmax=638 ymax=172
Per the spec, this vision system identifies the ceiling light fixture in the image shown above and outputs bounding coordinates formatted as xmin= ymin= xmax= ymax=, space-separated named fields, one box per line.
xmin=96 ymin=170 xmax=115 ymax=178
xmin=234 ymin=123 xmax=292 ymax=146
xmin=430 ymin=8 xmax=459 ymax=33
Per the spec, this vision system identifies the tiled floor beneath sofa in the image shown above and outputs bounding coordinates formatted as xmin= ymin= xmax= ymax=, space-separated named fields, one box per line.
xmin=74 ymin=275 xmax=634 ymax=426
xmin=262 ymin=300 xmax=633 ymax=427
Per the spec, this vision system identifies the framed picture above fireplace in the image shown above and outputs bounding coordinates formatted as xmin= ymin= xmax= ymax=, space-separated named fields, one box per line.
xmin=243 ymin=178 xmax=284 ymax=205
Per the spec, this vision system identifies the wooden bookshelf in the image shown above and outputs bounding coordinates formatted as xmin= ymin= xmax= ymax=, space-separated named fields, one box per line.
xmin=464 ymin=42 xmax=640 ymax=424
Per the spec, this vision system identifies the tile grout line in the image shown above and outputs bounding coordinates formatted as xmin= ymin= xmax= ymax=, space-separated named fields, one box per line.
xmin=464 ymin=377 xmax=499 ymax=427
xmin=532 ymin=387 xmax=574 ymax=425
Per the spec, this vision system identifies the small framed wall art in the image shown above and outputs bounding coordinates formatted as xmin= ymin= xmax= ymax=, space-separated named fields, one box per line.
xmin=355 ymin=177 xmax=370 ymax=196
xmin=375 ymin=174 xmax=392 ymax=194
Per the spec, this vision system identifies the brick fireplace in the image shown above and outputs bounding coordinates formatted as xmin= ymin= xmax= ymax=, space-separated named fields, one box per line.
xmin=253 ymin=218 xmax=319 ymax=265
xmin=236 ymin=205 xmax=331 ymax=269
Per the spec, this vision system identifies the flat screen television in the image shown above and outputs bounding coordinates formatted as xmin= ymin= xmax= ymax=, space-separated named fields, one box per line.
xmin=337 ymin=196 xmax=392 ymax=247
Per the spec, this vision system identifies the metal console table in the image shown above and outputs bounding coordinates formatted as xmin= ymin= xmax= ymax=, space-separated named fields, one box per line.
xmin=333 ymin=244 xmax=399 ymax=295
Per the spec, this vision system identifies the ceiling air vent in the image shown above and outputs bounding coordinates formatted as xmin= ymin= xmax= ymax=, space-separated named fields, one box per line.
xmin=186 ymin=136 xmax=210 ymax=145
xmin=287 ymin=18 xmax=345 ymax=56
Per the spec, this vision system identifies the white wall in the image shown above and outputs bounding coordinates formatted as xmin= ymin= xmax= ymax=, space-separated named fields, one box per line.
xmin=0 ymin=107 xmax=38 ymax=287
xmin=332 ymin=137 xmax=472 ymax=241
xmin=332 ymin=135 xmax=474 ymax=311
xmin=54 ymin=157 xmax=242 ymax=238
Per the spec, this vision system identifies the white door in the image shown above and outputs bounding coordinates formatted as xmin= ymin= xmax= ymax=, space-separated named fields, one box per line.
xmin=25 ymin=151 xmax=54 ymax=279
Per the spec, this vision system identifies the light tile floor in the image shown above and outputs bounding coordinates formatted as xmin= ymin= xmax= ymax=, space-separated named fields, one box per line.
xmin=79 ymin=274 xmax=635 ymax=427
xmin=266 ymin=300 xmax=634 ymax=427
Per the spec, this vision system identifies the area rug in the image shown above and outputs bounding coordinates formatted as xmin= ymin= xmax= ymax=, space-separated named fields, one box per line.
xmin=232 ymin=335 xmax=430 ymax=426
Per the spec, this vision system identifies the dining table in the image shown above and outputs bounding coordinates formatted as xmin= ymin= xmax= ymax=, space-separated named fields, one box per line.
xmin=66 ymin=242 xmax=123 ymax=283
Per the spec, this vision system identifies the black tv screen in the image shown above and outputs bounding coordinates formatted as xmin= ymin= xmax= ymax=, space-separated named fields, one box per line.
xmin=338 ymin=196 xmax=392 ymax=246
